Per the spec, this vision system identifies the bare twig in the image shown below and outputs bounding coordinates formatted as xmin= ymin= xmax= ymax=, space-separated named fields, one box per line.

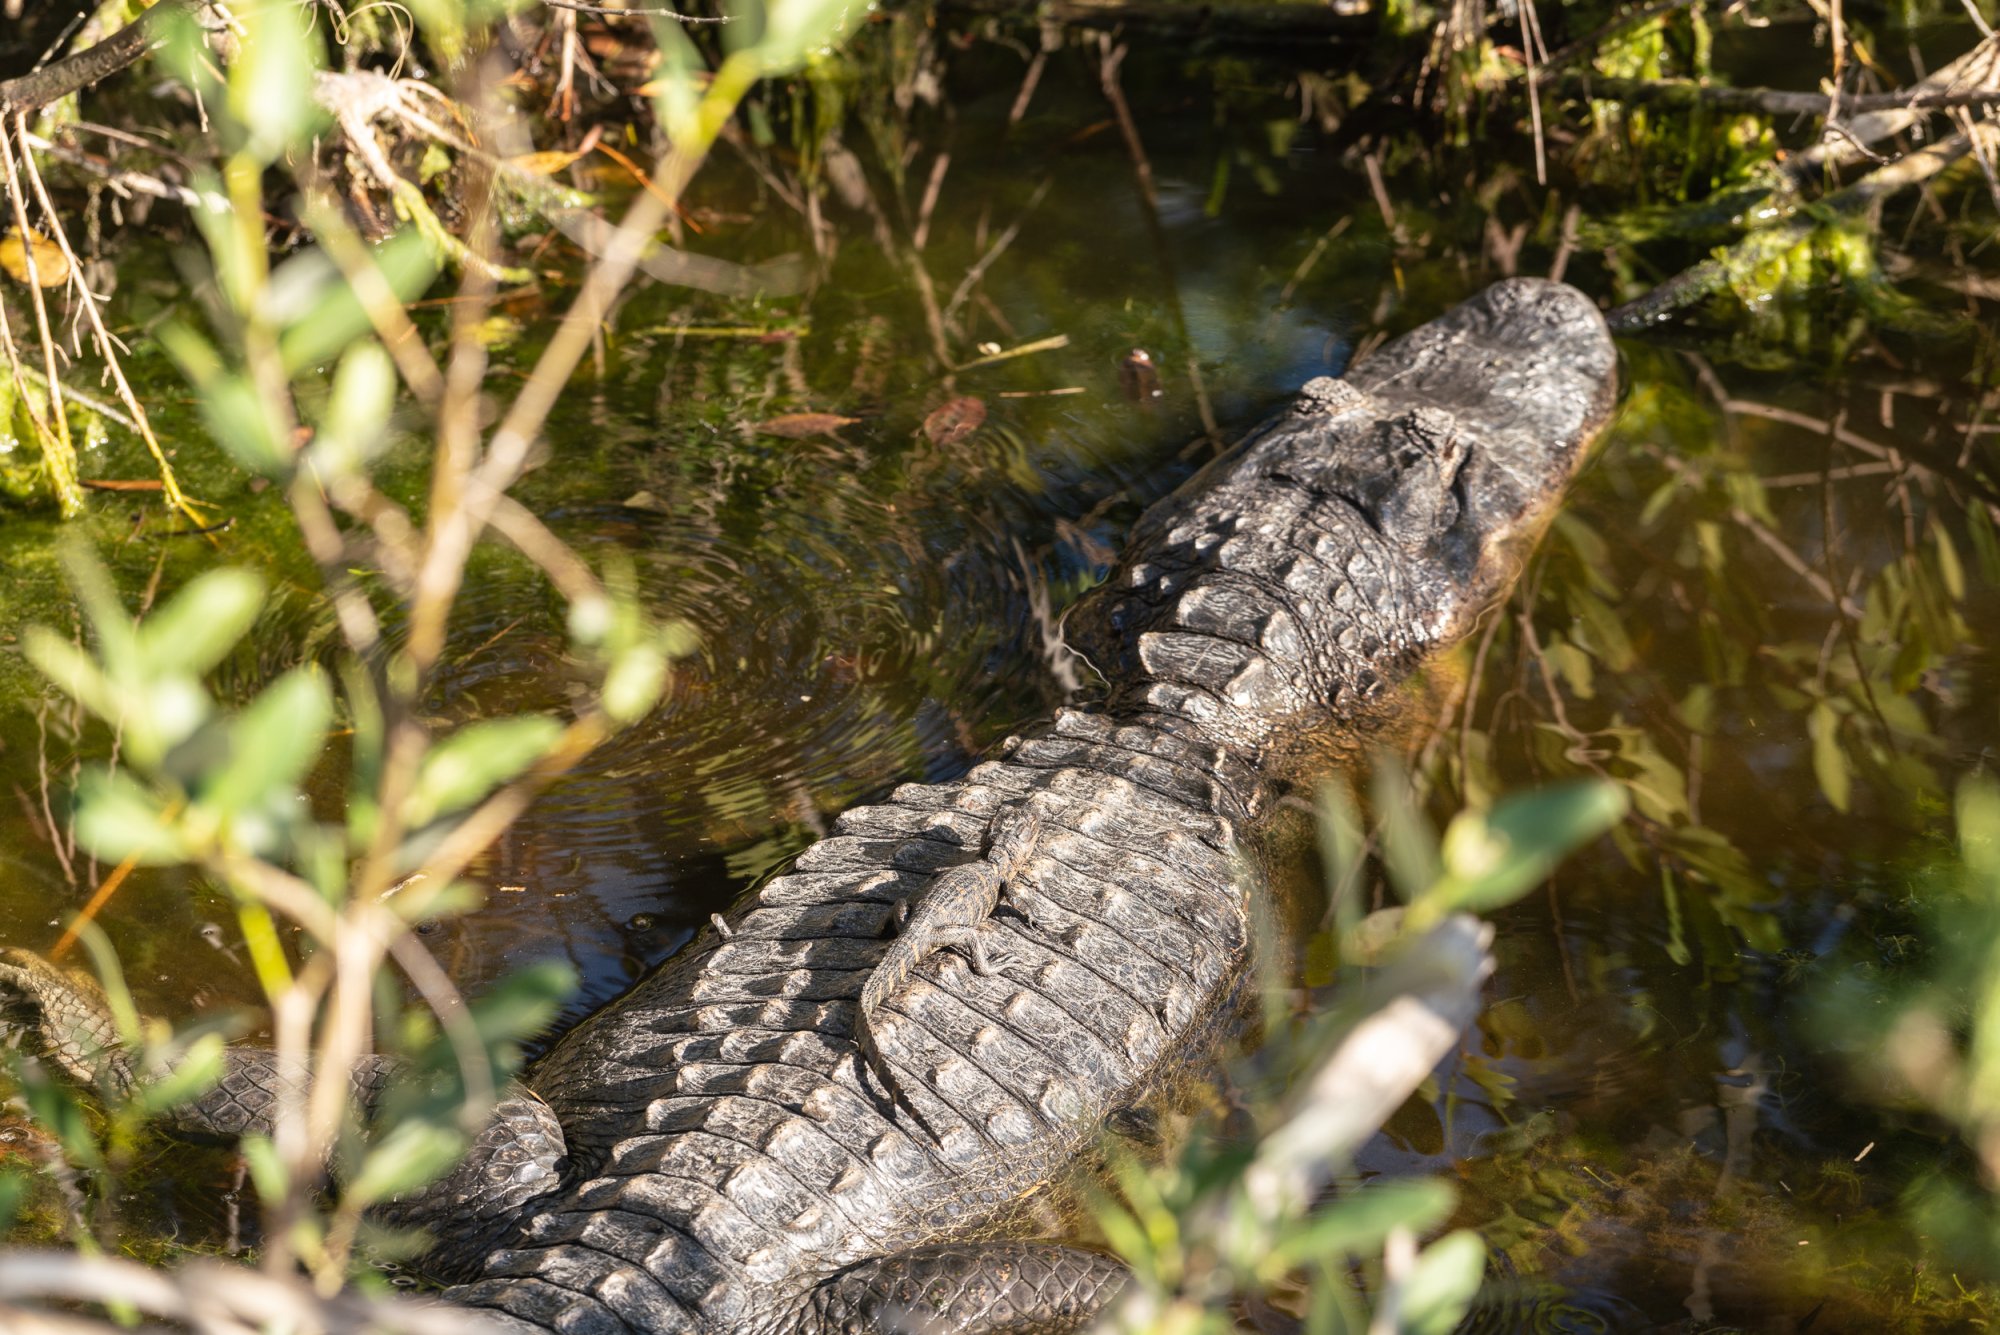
xmin=942 ymin=177 xmax=1051 ymax=332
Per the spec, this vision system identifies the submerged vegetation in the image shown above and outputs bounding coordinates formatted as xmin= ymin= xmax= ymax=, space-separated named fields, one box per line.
xmin=1 ymin=0 xmax=1999 ymax=1329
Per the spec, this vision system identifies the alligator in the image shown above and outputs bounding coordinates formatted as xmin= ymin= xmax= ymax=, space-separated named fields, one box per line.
xmin=0 ymin=277 xmax=1618 ymax=1334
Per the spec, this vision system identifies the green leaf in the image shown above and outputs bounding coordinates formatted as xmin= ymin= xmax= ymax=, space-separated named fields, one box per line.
xmin=406 ymin=716 xmax=562 ymax=828
xmin=199 ymin=668 xmax=332 ymax=823
xmin=471 ymin=960 xmax=577 ymax=1050
xmin=23 ymin=627 xmax=118 ymax=721
xmin=1934 ymin=521 xmax=1966 ymax=602
xmin=135 ymin=1034 xmax=227 ymax=1116
xmin=161 ymin=324 xmax=293 ymax=476
xmin=346 ymin=1119 xmax=466 ymax=1206
xmin=1959 ymin=779 xmax=2000 ymax=886
xmin=646 ymin=18 xmax=706 ymax=146
xmin=1372 ymin=760 xmax=1440 ymax=905
xmin=16 ymin=1065 xmax=103 ymax=1171
xmin=227 ymin=0 xmax=325 ymax=163
xmin=74 ymin=768 xmax=191 ymax=865
xmin=241 ymin=1135 xmax=290 ymax=1206
xmin=279 ymin=231 xmax=439 ymax=374
xmin=1430 ymin=781 xmax=1628 ymax=915
xmin=135 ymin=569 xmax=266 ymax=676
xmin=311 ymin=342 xmax=399 ymax=479
xmin=1400 ymin=1229 xmax=1487 ymax=1335
xmin=602 ymin=640 xmax=668 ymax=723
xmin=1263 ymin=1180 xmax=1457 ymax=1277
xmin=732 ymin=0 xmax=860 ymax=73
xmin=1808 ymin=700 xmax=1851 ymax=814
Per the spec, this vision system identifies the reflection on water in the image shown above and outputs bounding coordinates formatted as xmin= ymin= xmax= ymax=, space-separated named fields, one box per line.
xmin=1 ymin=13 xmax=1999 ymax=1329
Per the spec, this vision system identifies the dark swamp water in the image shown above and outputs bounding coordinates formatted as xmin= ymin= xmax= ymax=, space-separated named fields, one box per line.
xmin=4 ymin=9 xmax=2000 ymax=1331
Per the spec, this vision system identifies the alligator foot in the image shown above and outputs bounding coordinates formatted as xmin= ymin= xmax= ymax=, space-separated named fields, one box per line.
xmin=801 ymin=1241 xmax=1129 ymax=1334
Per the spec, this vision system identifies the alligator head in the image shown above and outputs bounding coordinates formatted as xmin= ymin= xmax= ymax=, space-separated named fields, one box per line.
xmin=1064 ymin=278 xmax=1620 ymax=756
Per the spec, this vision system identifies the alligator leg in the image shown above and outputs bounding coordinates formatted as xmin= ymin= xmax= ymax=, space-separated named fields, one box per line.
xmin=800 ymin=1241 xmax=1129 ymax=1334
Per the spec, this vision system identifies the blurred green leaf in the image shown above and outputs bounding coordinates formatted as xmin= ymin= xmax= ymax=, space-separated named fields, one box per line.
xmin=1429 ymin=781 xmax=1629 ymax=917
xmin=406 ymin=716 xmax=562 ymax=829
xmin=74 ymin=768 xmax=191 ymax=865
xmin=200 ymin=668 xmax=332 ymax=823
xmin=647 ymin=18 xmax=707 ymax=146
xmin=471 ymin=959 xmax=575 ymax=1049
xmin=311 ymin=342 xmax=399 ymax=479
xmin=241 ymin=1135 xmax=289 ymax=1206
xmin=161 ymin=324 xmax=292 ymax=476
xmin=1373 ymin=760 xmax=1440 ymax=904
xmin=1263 ymin=1180 xmax=1456 ymax=1278
xmin=134 ymin=1034 xmax=227 ymax=1117
xmin=73 ymin=922 xmax=142 ymax=1047
xmin=346 ymin=1119 xmax=465 ymax=1206
xmin=603 ymin=639 xmax=668 ymax=724
xmin=23 ymin=627 xmax=118 ymax=722
xmin=17 ymin=1064 xmax=103 ymax=1172
xmin=1401 ymin=1229 xmax=1486 ymax=1335
xmin=228 ymin=0 xmax=325 ymax=163
xmin=135 ymin=569 xmax=266 ymax=677
xmin=279 ymin=232 xmax=439 ymax=374
xmin=1809 ymin=700 xmax=1851 ymax=814
xmin=732 ymin=0 xmax=860 ymax=74
xmin=0 ymin=1171 xmax=25 ymax=1233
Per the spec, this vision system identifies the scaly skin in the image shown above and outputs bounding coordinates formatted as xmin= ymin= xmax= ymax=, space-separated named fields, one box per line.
xmin=0 ymin=280 xmax=1620 ymax=1335
xmin=855 ymin=807 xmax=1047 ymax=1135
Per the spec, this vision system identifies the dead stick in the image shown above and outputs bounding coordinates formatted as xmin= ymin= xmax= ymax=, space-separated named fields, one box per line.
xmin=0 ymin=1 xmax=186 ymax=117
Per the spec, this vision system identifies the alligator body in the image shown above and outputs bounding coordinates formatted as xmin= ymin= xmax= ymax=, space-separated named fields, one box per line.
xmin=1 ymin=279 xmax=1617 ymax=1334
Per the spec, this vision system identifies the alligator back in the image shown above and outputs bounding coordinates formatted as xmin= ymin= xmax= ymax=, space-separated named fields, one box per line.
xmin=435 ymin=278 xmax=1618 ymax=1334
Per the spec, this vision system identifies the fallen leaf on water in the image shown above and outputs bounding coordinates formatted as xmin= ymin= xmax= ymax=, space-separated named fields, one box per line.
xmin=0 ymin=227 xmax=69 ymax=287
xmin=753 ymin=412 xmax=860 ymax=439
xmin=623 ymin=490 xmax=670 ymax=513
xmin=922 ymin=396 xmax=986 ymax=446
xmin=508 ymin=149 xmax=589 ymax=177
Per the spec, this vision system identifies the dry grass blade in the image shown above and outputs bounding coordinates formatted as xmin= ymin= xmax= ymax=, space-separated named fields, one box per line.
xmin=12 ymin=116 xmax=206 ymax=527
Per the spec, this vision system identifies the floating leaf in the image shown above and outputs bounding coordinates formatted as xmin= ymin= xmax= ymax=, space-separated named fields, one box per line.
xmin=0 ymin=227 xmax=69 ymax=287
xmin=753 ymin=412 xmax=859 ymax=439
xmin=922 ymin=397 xmax=986 ymax=446
xmin=509 ymin=149 xmax=588 ymax=176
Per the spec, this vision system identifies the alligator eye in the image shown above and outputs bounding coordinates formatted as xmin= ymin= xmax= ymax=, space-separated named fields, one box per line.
xmin=414 ymin=918 xmax=441 ymax=937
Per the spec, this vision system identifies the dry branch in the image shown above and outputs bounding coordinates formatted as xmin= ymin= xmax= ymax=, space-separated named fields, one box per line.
xmin=0 ymin=1 xmax=185 ymax=118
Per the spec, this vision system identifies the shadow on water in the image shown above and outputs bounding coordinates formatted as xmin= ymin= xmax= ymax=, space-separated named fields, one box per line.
xmin=3 ymin=8 xmax=2000 ymax=1328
